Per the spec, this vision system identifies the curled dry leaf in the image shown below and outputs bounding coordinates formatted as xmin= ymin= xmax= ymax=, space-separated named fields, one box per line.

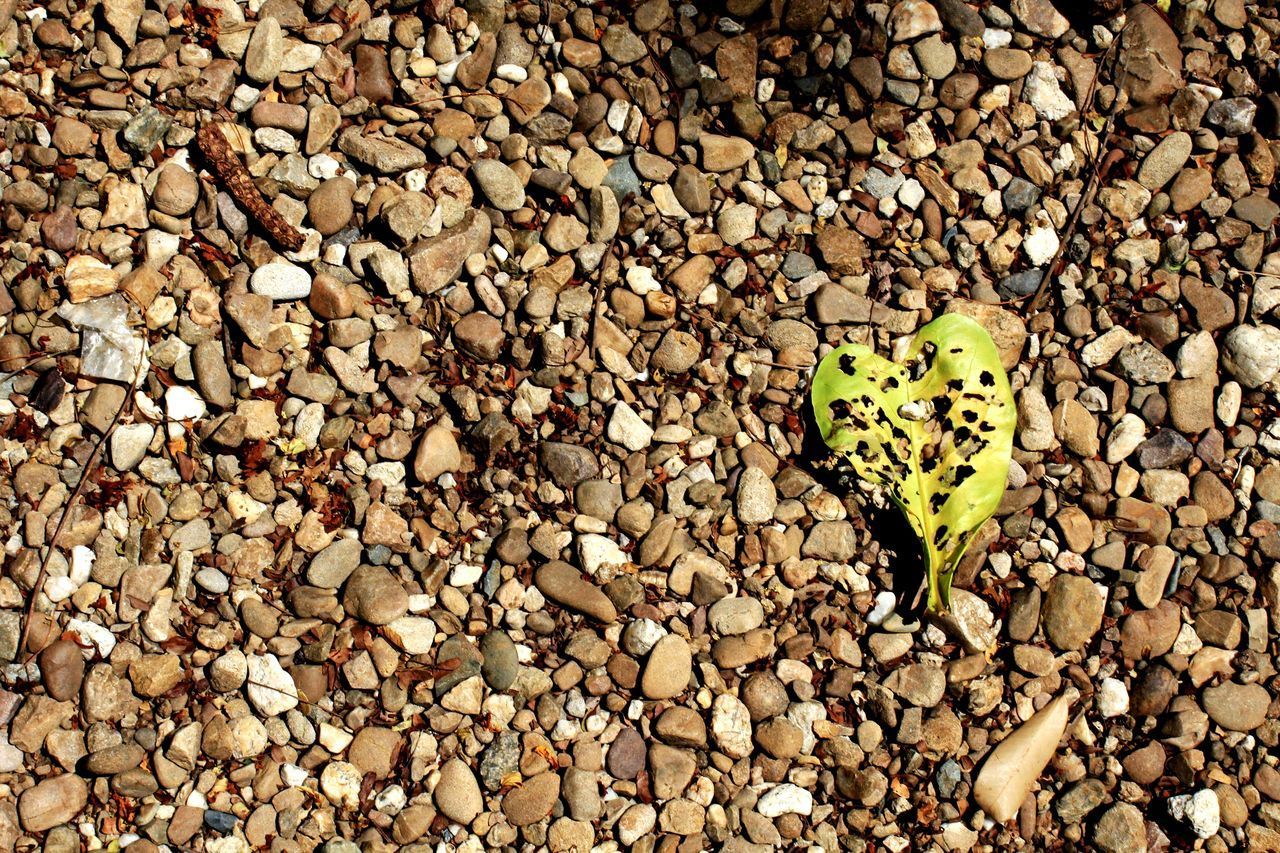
xmin=972 ymin=693 xmax=1071 ymax=823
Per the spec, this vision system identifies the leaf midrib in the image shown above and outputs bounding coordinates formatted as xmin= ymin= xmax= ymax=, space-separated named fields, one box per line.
xmin=902 ymin=383 xmax=942 ymax=595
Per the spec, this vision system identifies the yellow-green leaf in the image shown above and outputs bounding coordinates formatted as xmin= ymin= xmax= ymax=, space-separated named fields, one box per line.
xmin=810 ymin=314 xmax=1016 ymax=612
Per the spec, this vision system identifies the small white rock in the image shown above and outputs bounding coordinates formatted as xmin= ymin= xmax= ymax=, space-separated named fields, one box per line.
xmin=1096 ymin=677 xmax=1129 ymax=718
xmin=495 ymin=63 xmax=527 ymax=82
xmin=384 ymin=616 xmax=437 ymax=655
xmin=1168 ymin=789 xmax=1220 ymax=839
xmin=1023 ymin=223 xmax=1060 ymax=266
xmin=250 ymin=262 xmax=312 ymax=301
xmin=67 ymin=618 xmax=117 ymax=658
xmin=607 ymin=401 xmax=654 ymax=451
xmin=577 ymin=533 xmax=629 ymax=576
xmin=711 ymin=694 xmax=753 ymax=759
xmin=1105 ymin=413 xmax=1147 ymax=464
xmin=1023 ymin=61 xmax=1075 ymax=121
xmin=165 ymin=385 xmax=207 ymax=422
xmin=320 ymin=761 xmax=362 ymax=809
xmin=245 ymin=653 xmax=300 ymax=716
xmin=867 ymin=591 xmax=897 ymax=626
xmin=756 ymin=783 xmax=814 ymax=817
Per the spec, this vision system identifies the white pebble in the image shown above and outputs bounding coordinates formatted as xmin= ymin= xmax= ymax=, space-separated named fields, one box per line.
xmin=1168 ymin=789 xmax=1220 ymax=839
xmin=756 ymin=783 xmax=814 ymax=817
xmin=165 ymin=385 xmax=207 ymax=422
xmin=495 ymin=63 xmax=527 ymax=82
xmin=867 ymin=591 xmax=896 ymax=626
xmin=1096 ymin=677 xmax=1129 ymax=718
xmin=250 ymin=262 xmax=312 ymax=301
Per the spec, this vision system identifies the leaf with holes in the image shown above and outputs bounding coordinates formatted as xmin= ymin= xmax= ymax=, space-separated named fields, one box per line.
xmin=810 ymin=314 xmax=1015 ymax=613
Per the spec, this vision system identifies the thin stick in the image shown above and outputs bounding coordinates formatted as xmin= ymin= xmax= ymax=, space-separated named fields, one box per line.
xmin=0 ymin=75 xmax=68 ymax=118
xmin=1024 ymin=21 xmax=1132 ymax=315
xmin=17 ymin=371 xmax=140 ymax=662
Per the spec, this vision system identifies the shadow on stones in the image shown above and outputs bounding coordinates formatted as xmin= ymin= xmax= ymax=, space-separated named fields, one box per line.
xmin=798 ymin=394 xmax=927 ymax=619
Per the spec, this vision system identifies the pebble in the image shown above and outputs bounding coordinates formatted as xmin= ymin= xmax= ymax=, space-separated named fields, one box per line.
xmin=1168 ymin=789 xmax=1220 ymax=839
xmin=245 ymin=654 xmax=300 ymax=717
xmin=1040 ymin=575 xmax=1104 ymax=651
xmin=471 ymin=159 xmax=526 ymax=211
xmin=39 ymin=639 xmax=86 ymax=701
xmin=414 ymin=423 xmax=462 ymax=482
xmin=342 ymin=566 xmax=409 ymax=625
xmin=250 ymin=263 xmax=312 ymax=301
xmin=18 ymin=774 xmax=89 ymax=832
xmin=641 ymin=634 xmax=693 ymax=699
xmin=308 ymin=178 xmax=355 ymax=235
xmin=434 ymin=758 xmax=483 ymax=825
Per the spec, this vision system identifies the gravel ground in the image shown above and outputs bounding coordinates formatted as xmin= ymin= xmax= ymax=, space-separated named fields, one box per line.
xmin=0 ymin=0 xmax=1278 ymax=850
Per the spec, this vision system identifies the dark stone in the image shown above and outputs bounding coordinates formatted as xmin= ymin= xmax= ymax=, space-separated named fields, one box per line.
xmin=204 ymin=810 xmax=237 ymax=834
xmin=1135 ymin=429 xmax=1193 ymax=469
xmin=937 ymin=0 xmax=985 ymax=35
xmin=997 ymin=269 xmax=1043 ymax=300
xmin=1004 ymin=178 xmax=1041 ymax=216
xmin=540 ymin=441 xmax=601 ymax=488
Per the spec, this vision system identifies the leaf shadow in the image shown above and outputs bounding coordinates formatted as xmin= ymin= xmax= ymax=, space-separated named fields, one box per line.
xmin=798 ymin=394 xmax=927 ymax=620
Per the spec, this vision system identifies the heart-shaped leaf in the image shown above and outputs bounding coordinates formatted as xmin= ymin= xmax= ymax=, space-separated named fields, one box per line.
xmin=810 ymin=314 xmax=1016 ymax=612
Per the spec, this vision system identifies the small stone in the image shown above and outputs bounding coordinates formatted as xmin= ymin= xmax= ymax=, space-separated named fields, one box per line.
xmin=1093 ymin=803 xmax=1148 ymax=853
xmin=480 ymin=631 xmax=518 ymax=690
xmin=757 ymin=783 xmax=814 ymax=817
xmin=700 ymin=134 xmax=755 ymax=172
xmin=1040 ymin=575 xmax=1104 ymax=651
xmin=308 ymin=179 xmax=355 ymax=235
xmin=18 ymin=774 xmax=89 ymax=832
xmin=244 ymin=18 xmax=284 ymax=84
xmin=1010 ymin=0 xmax=1068 ymax=37
xmin=985 ymin=48 xmax=1033 ymax=81
xmin=152 ymin=164 xmax=199 ymax=216
xmin=102 ymin=0 xmax=144 ymax=46
xmin=245 ymin=654 xmax=299 ymax=716
xmin=251 ymin=263 xmax=312 ymax=301
xmin=607 ymin=402 xmax=654 ymax=451
xmin=888 ymin=0 xmax=942 ymax=40
xmin=708 ymin=693 xmax=753 ymax=759
xmin=502 ymin=772 xmax=561 ymax=826
xmin=435 ymin=758 xmax=483 ymax=825
xmin=130 ymin=654 xmax=183 ymax=697
xmin=884 ymin=664 xmax=945 ymax=707
xmin=641 ymin=634 xmax=692 ymax=699
xmin=1167 ymin=789 xmax=1220 ymax=840
xmin=540 ymin=442 xmax=600 ymax=488
xmin=453 ymin=312 xmax=505 ymax=362
xmin=39 ymin=640 xmax=86 ymax=702
xmin=1223 ymin=324 xmax=1280 ymax=387
xmin=1201 ymin=682 xmax=1269 ymax=731
xmin=343 ymin=565 xmax=409 ymax=625
xmin=471 ymin=159 xmax=526 ymax=211
xmin=1138 ymin=132 xmax=1192 ymax=190
xmin=414 ymin=424 xmax=462 ymax=482
xmin=536 ymin=561 xmax=617 ymax=622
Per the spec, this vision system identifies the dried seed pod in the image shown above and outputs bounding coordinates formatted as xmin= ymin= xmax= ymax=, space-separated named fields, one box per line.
xmin=194 ymin=123 xmax=304 ymax=252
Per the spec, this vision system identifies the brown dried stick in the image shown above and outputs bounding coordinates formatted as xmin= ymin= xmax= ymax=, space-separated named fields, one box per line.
xmin=195 ymin=123 xmax=305 ymax=252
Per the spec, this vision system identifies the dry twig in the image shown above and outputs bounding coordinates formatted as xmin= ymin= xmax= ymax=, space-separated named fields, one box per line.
xmin=17 ymin=370 xmax=142 ymax=663
xmin=1025 ymin=21 xmax=1133 ymax=315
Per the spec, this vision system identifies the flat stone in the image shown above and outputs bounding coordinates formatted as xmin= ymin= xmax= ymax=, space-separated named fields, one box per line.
xmin=642 ymin=635 xmax=692 ymax=699
xmin=1201 ymin=682 xmax=1269 ymax=731
xmin=18 ymin=774 xmax=89 ymax=832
